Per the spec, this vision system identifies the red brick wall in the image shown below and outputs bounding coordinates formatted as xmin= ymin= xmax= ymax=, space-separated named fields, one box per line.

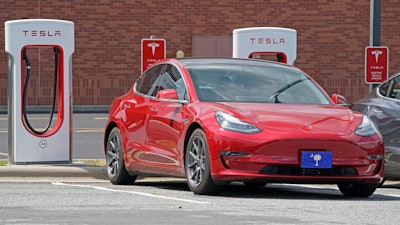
xmin=1 ymin=0 xmax=399 ymax=106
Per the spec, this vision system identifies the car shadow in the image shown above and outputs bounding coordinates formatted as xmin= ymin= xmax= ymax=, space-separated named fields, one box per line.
xmin=133 ymin=179 xmax=400 ymax=201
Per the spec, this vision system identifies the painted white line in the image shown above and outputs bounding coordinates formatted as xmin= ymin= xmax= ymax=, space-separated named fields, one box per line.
xmin=94 ymin=117 xmax=108 ymax=120
xmin=379 ymin=194 xmax=400 ymax=198
xmin=273 ymin=183 xmax=336 ymax=190
xmin=74 ymin=129 xmax=103 ymax=133
xmin=275 ymin=184 xmax=400 ymax=198
xmin=286 ymin=184 xmax=333 ymax=189
xmin=52 ymin=182 xmax=210 ymax=204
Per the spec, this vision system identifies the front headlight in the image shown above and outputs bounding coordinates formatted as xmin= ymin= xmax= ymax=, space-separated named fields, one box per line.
xmin=355 ymin=115 xmax=379 ymax=137
xmin=215 ymin=111 xmax=261 ymax=134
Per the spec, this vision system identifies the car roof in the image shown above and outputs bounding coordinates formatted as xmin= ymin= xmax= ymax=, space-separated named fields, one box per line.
xmin=175 ymin=57 xmax=293 ymax=69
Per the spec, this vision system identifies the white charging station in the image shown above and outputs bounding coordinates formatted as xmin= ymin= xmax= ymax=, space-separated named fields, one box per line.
xmin=233 ymin=27 xmax=297 ymax=65
xmin=5 ymin=19 xmax=74 ymax=164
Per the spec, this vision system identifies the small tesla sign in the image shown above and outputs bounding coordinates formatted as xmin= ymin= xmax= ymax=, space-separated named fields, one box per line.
xmin=141 ymin=38 xmax=166 ymax=73
xmin=365 ymin=46 xmax=389 ymax=84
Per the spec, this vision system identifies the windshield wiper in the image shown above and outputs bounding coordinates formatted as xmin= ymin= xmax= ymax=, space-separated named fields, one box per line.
xmin=268 ymin=78 xmax=309 ymax=103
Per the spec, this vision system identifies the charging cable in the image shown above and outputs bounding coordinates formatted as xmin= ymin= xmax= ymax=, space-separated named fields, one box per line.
xmin=22 ymin=48 xmax=59 ymax=135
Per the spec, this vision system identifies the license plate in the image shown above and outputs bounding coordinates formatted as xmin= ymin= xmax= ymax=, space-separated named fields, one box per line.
xmin=301 ymin=151 xmax=332 ymax=169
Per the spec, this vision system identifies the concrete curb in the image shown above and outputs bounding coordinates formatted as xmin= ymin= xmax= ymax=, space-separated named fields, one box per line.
xmin=0 ymin=162 xmax=188 ymax=183
xmin=0 ymin=162 xmax=108 ymax=180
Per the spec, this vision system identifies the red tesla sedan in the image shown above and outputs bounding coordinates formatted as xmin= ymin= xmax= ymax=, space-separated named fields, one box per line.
xmin=104 ymin=58 xmax=384 ymax=197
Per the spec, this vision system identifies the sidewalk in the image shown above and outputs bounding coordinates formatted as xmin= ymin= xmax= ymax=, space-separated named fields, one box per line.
xmin=0 ymin=161 xmax=187 ymax=183
xmin=0 ymin=162 xmax=108 ymax=182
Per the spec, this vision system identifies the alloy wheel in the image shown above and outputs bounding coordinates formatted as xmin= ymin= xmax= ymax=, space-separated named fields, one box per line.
xmin=187 ymin=135 xmax=206 ymax=186
xmin=106 ymin=131 xmax=120 ymax=178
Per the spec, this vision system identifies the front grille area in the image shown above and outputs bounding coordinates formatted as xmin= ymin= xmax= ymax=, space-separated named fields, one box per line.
xmin=260 ymin=166 xmax=358 ymax=176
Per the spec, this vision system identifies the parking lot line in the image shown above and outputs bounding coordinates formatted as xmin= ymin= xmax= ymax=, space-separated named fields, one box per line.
xmin=74 ymin=128 xmax=103 ymax=133
xmin=0 ymin=128 xmax=103 ymax=133
xmin=94 ymin=117 xmax=108 ymax=120
xmin=52 ymin=182 xmax=210 ymax=204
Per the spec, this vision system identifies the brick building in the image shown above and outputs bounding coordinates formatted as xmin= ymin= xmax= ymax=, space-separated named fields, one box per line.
xmin=1 ymin=0 xmax=399 ymax=109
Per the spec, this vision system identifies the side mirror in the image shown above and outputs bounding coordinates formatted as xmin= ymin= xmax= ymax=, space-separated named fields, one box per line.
xmin=331 ymin=94 xmax=348 ymax=106
xmin=156 ymin=89 xmax=179 ymax=100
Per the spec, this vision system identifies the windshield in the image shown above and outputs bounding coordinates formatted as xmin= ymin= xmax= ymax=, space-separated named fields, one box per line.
xmin=187 ymin=63 xmax=331 ymax=104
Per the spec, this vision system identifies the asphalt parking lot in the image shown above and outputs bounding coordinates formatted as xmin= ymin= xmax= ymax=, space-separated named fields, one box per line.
xmin=0 ymin=112 xmax=400 ymax=224
xmin=1 ymin=173 xmax=400 ymax=225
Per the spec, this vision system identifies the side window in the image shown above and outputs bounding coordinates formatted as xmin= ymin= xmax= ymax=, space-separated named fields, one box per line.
xmin=150 ymin=64 xmax=188 ymax=100
xmin=390 ymin=76 xmax=400 ymax=99
xmin=164 ymin=65 xmax=188 ymax=100
xmin=378 ymin=79 xmax=391 ymax=97
xmin=135 ymin=65 xmax=163 ymax=95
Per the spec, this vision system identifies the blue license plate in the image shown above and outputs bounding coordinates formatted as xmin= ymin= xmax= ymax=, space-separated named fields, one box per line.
xmin=301 ymin=151 xmax=332 ymax=169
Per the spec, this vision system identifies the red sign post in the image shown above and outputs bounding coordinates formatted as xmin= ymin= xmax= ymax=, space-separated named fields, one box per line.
xmin=365 ymin=46 xmax=389 ymax=84
xmin=141 ymin=38 xmax=166 ymax=73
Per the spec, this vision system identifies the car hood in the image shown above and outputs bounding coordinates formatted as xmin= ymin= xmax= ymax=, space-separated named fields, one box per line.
xmin=216 ymin=103 xmax=353 ymax=132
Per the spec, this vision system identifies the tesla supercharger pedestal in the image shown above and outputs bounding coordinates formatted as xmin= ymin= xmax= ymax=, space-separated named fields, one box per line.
xmin=233 ymin=27 xmax=297 ymax=65
xmin=5 ymin=19 xmax=74 ymax=164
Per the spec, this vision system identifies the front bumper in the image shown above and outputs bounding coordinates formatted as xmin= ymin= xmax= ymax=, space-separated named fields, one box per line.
xmin=205 ymin=127 xmax=385 ymax=185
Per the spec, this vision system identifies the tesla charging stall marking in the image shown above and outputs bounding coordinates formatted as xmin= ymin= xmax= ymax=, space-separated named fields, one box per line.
xmin=365 ymin=46 xmax=389 ymax=84
xmin=5 ymin=19 xmax=74 ymax=164
xmin=141 ymin=37 xmax=166 ymax=73
xmin=232 ymin=27 xmax=297 ymax=65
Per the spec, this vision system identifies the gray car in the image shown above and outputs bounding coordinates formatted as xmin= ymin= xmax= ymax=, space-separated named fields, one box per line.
xmin=350 ymin=72 xmax=400 ymax=179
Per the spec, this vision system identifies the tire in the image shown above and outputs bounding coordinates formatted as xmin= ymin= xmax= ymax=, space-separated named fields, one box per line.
xmin=337 ymin=183 xmax=378 ymax=197
xmin=106 ymin=127 xmax=137 ymax=185
xmin=185 ymin=129 xmax=220 ymax=195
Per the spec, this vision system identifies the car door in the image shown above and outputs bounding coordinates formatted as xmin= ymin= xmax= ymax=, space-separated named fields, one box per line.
xmin=350 ymin=74 xmax=400 ymax=178
xmin=369 ymin=74 xmax=400 ymax=176
xmin=144 ymin=64 xmax=189 ymax=175
xmin=123 ymin=64 xmax=164 ymax=169
xmin=371 ymin=75 xmax=400 ymax=148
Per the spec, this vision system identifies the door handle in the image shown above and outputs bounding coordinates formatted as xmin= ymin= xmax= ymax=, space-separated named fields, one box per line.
xmin=149 ymin=107 xmax=157 ymax=112
xmin=371 ymin=107 xmax=382 ymax=113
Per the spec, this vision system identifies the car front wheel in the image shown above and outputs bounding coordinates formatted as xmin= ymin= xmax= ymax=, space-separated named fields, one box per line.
xmin=337 ymin=183 xmax=378 ymax=197
xmin=106 ymin=127 xmax=136 ymax=185
xmin=185 ymin=129 xmax=220 ymax=195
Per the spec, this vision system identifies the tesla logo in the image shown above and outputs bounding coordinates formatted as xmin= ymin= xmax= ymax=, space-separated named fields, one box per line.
xmin=22 ymin=30 xmax=61 ymax=37
xmin=141 ymin=38 xmax=166 ymax=73
xmin=249 ymin=37 xmax=285 ymax=45
xmin=147 ymin=42 xmax=160 ymax=56
xmin=303 ymin=124 xmax=313 ymax=131
xmin=371 ymin=50 xmax=383 ymax=63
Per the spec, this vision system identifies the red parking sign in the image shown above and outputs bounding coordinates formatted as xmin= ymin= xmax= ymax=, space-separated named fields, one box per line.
xmin=365 ymin=46 xmax=389 ymax=84
xmin=141 ymin=38 xmax=166 ymax=73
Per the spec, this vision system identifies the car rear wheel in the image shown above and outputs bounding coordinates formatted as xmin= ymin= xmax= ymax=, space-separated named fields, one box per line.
xmin=185 ymin=129 xmax=220 ymax=195
xmin=106 ymin=127 xmax=137 ymax=185
xmin=337 ymin=183 xmax=378 ymax=197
